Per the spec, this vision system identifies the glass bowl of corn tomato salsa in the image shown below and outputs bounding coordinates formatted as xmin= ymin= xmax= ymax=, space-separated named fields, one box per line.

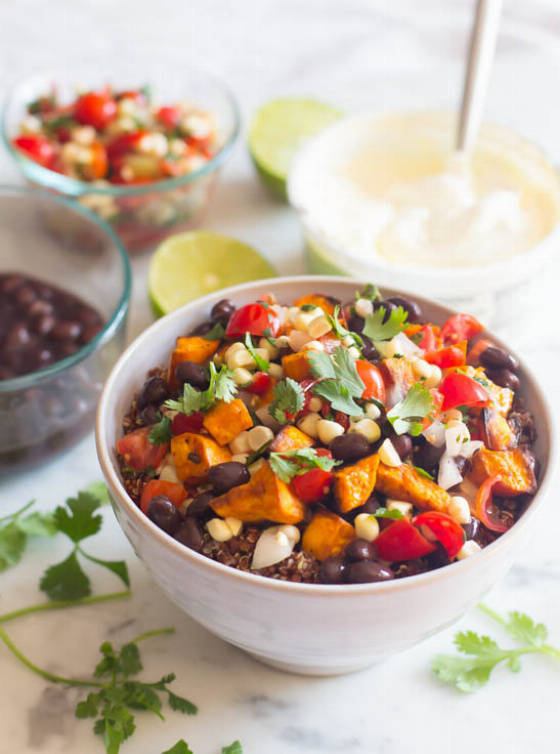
xmin=96 ymin=277 xmax=553 ymax=674
xmin=2 ymin=59 xmax=240 ymax=254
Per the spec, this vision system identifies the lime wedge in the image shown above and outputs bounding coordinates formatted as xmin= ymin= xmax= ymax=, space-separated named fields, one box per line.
xmin=149 ymin=231 xmax=276 ymax=317
xmin=249 ymin=98 xmax=342 ymax=200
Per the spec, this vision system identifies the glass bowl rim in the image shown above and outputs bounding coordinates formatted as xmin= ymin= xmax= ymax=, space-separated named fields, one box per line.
xmin=1 ymin=63 xmax=241 ymax=197
xmin=0 ymin=184 xmax=132 ymax=393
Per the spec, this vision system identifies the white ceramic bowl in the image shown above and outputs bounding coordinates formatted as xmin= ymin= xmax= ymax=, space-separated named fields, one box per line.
xmin=96 ymin=276 xmax=554 ymax=676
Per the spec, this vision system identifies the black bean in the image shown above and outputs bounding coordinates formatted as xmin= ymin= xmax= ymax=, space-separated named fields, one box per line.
xmin=174 ymin=518 xmax=204 ymax=552
xmin=32 ymin=314 xmax=56 ymax=335
xmin=485 ymin=368 xmax=520 ymax=392
xmin=462 ymin=517 xmax=479 ymax=540
xmin=15 ymin=286 xmax=37 ymax=307
xmin=5 ymin=322 xmax=31 ymax=348
xmin=186 ymin=491 xmax=215 ymax=520
xmin=209 ymin=462 xmax=250 ymax=494
xmin=211 ymin=298 xmax=236 ymax=325
xmin=51 ymin=321 xmax=82 ymax=341
xmin=29 ymin=299 xmax=54 ymax=317
xmin=330 ymin=433 xmax=371 ymax=462
xmin=81 ymin=323 xmax=103 ymax=343
xmin=346 ymin=314 xmax=365 ymax=334
xmin=425 ymin=542 xmax=451 ymax=570
xmin=385 ymin=296 xmax=422 ymax=323
xmin=146 ymin=495 xmax=183 ymax=535
xmin=391 ymin=434 xmax=412 ymax=460
xmin=136 ymin=376 xmax=169 ymax=411
xmin=360 ymin=336 xmax=380 ymax=362
xmin=346 ymin=561 xmax=394 ymax=583
xmin=480 ymin=346 xmax=519 ymax=372
xmin=319 ymin=557 xmax=347 ymax=584
xmin=346 ymin=539 xmax=378 ymax=562
xmin=139 ymin=404 xmax=161 ymax=426
xmin=174 ymin=361 xmax=209 ymax=390
xmin=1 ymin=274 xmax=24 ymax=293
xmin=413 ymin=437 xmax=444 ymax=473
xmin=190 ymin=321 xmax=213 ymax=336
xmin=58 ymin=342 xmax=79 ymax=358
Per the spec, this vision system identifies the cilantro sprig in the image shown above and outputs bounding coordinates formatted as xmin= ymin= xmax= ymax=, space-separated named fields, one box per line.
xmin=432 ymin=604 xmax=560 ymax=693
xmin=387 ymin=383 xmax=434 ymax=436
xmin=165 ymin=362 xmax=237 ymax=416
xmin=268 ymin=378 xmax=305 ymax=424
xmin=362 ymin=305 xmax=409 ymax=341
xmin=0 ymin=500 xmax=57 ymax=572
xmin=370 ymin=507 xmax=405 ymax=520
xmin=308 ymin=347 xmax=365 ymax=417
xmin=327 ymin=305 xmax=364 ymax=348
xmin=356 ymin=283 xmax=382 ymax=302
xmin=149 ymin=414 xmax=172 ymax=446
xmin=269 ymin=447 xmax=341 ymax=483
xmin=245 ymin=332 xmax=269 ymax=372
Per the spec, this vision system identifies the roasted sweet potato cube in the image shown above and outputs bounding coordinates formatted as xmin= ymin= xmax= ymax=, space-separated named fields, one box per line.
xmin=168 ymin=337 xmax=220 ymax=389
xmin=302 ymin=510 xmax=356 ymax=561
xmin=210 ymin=462 xmax=305 ymax=524
xmin=171 ymin=432 xmax=231 ymax=482
xmin=282 ymin=352 xmax=311 ymax=382
xmin=333 ymin=454 xmax=380 ymax=513
xmin=468 ymin=447 xmax=537 ymax=497
xmin=375 ymin=463 xmax=451 ymax=513
xmin=269 ymin=425 xmax=314 ymax=453
xmin=202 ymin=399 xmax=253 ymax=446
xmin=480 ymin=408 xmax=518 ymax=451
xmin=293 ymin=293 xmax=338 ymax=317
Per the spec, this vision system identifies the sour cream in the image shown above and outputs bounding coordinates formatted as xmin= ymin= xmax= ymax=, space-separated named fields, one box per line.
xmin=289 ymin=111 xmax=560 ymax=269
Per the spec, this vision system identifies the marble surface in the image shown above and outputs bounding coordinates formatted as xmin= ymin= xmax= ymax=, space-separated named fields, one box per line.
xmin=2 ymin=1 xmax=560 ymax=752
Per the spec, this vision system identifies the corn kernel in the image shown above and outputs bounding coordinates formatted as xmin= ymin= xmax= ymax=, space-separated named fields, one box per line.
xmin=354 ymin=513 xmax=380 ymax=542
xmin=379 ymin=438 xmax=402 ymax=467
xmin=317 ymin=419 xmax=345 ymax=445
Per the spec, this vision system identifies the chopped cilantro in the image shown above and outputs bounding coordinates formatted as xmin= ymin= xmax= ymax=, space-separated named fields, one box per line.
xmin=362 ymin=305 xmax=409 ymax=342
xmin=149 ymin=415 xmax=172 ymax=446
xmin=371 ymin=508 xmax=405 ymax=520
xmin=165 ymin=363 xmax=236 ymax=416
xmin=308 ymin=347 xmax=365 ymax=416
xmin=269 ymin=447 xmax=340 ymax=483
xmin=300 ymin=304 xmax=317 ymax=312
xmin=203 ymin=321 xmax=226 ymax=341
xmin=411 ymin=465 xmax=434 ymax=480
xmin=327 ymin=305 xmax=364 ymax=348
xmin=387 ymin=383 xmax=434 ymax=436
xmin=268 ymin=379 xmax=305 ymax=424
xmin=244 ymin=332 xmax=269 ymax=371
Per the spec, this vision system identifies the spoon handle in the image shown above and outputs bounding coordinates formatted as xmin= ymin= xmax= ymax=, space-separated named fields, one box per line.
xmin=457 ymin=0 xmax=504 ymax=153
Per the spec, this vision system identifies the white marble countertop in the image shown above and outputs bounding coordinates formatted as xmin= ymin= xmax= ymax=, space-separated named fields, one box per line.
xmin=2 ymin=2 xmax=560 ymax=753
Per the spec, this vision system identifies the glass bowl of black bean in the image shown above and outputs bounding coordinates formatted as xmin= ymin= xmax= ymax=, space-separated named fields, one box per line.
xmin=0 ymin=185 xmax=131 ymax=474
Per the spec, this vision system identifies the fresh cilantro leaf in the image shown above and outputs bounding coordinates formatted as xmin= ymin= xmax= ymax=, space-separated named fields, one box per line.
xmin=362 ymin=305 xmax=409 ymax=341
xmin=387 ymin=384 xmax=434 ymax=436
xmin=0 ymin=500 xmax=57 ymax=571
xmin=119 ymin=643 xmax=143 ymax=677
xmin=54 ymin=492 xmax=103 ymax=543
xmin=411 ymin=465 xmax=434 ymax=481
xmin=203 ymin=321 xmax=226 ymax=341
xmin=262 ymin=328 xmax=277 ymax=347
xmin=327 ymin=305 xmax=364 ymax=347
xmin=245 ymin=332 xmax=269 ymax=371
xmin=85 ymin=481 xmax=111 ymax=505
xmin=213 ymin=363 xmax=238 ymax=403
xmin=371 ymin=507 xmax=405 ymax=520
xmin=356 ymin=283 xmax=382 ymax=302
xmin=165 ymin=363 xmax=237 ymax=416
xmin=149 ymin=415 xmax=172 ymax=446
xmin=269 ymin=447 xmax=340 ymax=483
xmin=166 ymin=691 xmax=198 ymax=715
xmin=162 ymin=742 xmax=194 ymax=754
xmin=308 ymin=347 xmax=366 ymax=416
xmin=17 ymin=511 xmax=57 ymax=537
xmin=222 ymin=743 xmax=244 ymax=754
xmin=307 ymin=349 xmax=336 ymax=380
xmin=40 ymin=551 xmax=91 ymax=601
xmin=300 ymin=304 xmax=317 ymax=311
xmin=76 ymin=692 xmax=102 ymax=718
xmin=165 ymin=383 xmax=208 ymax=416
xmin=504 ymin=611 xmax=548 ymax=647
xmin=0 ymin=522 xmax=27 ymax=572
xmin=81 ymin=551 xmax=130 ymax=588
xmin=332 ymin=348 xmax=366 ymax=395
xmin=268 ymin=378 xmax=305 ymax=424
xmin=312 ymin=380 xmax=363 ymax=416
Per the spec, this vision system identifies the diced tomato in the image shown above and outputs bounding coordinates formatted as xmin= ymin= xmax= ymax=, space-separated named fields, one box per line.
xmin=13 ymin=135 xmax=55 ymax=168
xmin=475 ymin=475 xmax=510 ymax=533
xmin=413 ymin=511 xmax=465 ymax=558
xmin=417 ymin=324 xmax=438 ymax=352
xmin=355 ymin=360 xmax=386 ymax=403
xmin=441 ymin=314 xmax=484 ymax=345
xmin=106 ymin=131 xmax=147 ymax=161
xmin=424 ymin=342 xmax=467 ymax=369
xmin=171 ymin=412 xmax=204 ymax=435
xmin=140 ymin=479 xmax=187 ymax=514
xmin=375 ymin=518 xmax=436 ymax=561
xmin=438 ymin=372 xmax=490 ymax=411
xmin=156 ymin=106 xmax=181 ymax=130
xmin=245 ymin=371 xmax=272 ymax=395
xmin=75 ymin=92 xmax=117 ymax=130
xmin=116 ymin=427 xmax=168 ymax=471
xmin=467 ymin=338 xmax=494 ymax=366
xmin=225 ymin=303 xmax=281 ymax=338
xmin=292 ymin=449 xmax=333 ymax=503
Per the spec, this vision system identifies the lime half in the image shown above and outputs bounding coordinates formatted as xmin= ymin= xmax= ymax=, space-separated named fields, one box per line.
xmin=249 ymin=98 xmax=342 ymax=200
xmin=149 ymin=231 xmax=276 ymax=317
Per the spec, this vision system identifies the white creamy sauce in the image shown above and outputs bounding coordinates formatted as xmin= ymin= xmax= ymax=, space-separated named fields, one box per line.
xmin=291 ymin=112 xmax=559 ymax=269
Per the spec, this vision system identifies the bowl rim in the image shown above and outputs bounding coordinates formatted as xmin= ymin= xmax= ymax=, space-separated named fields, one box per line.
xmin=1 ymin=63 xmax=241 ymax=198
xmin=287 ymin=109 xmax=560 ymax=281
xmin=0 ymin=184 xmax=131 ymax=393
xmin=96 ymin=274 xmax=556 ymax=596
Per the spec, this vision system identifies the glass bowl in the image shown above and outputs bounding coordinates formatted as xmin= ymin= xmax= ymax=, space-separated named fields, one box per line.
xmin=1 ymin=59 xmax=240 ymax=254
xmin=0 ymin=186 xmax=131 ymax=474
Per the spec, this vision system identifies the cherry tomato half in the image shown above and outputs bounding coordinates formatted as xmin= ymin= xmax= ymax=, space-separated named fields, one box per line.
xmin=75 ymin=92 xmax=118 ymax=130
xmin=413 ymin=511 xmax=465 ymax=558
xmin=355 ymin=360 xmax=386 ymax=403
xmin=417 ymin=324 xmax=438 ymax=352
xmin=292 ymin=449 xmax=333 ymax=503
xmin=116 ymin=427 xmax=168 ymax=471
xmin=245 ymin=371 xmax=272 ymax=395
xmin=171 ymin=412 xmax=204 ymax=435
xmin=13 ymin=135 xmax=55 ymax=168
xmin=440 ymin=314 xmax=484 ymax=345
xmin=156 ymin=106 xmax=182 ymax=130
xmin=438 ymin=372 xmax=490 ymax=411
xmin=225 ymin=303 xmax=281 ymax=338
xmin=424 ymin=342 xmax=467 ymax=369
xmin=140 ymin=479 xmax=187 ymax=515
xmin=475 ymin=475 xmax=510 ymax=533
xmin=375 ymin=518 xmax=436 ymax=561
xmin=106 ymin=130 xmax=147 ymax=161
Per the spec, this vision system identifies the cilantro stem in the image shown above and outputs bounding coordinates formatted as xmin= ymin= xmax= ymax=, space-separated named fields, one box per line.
xmin=477 ymin=602 xmax=506 ymax=626
xmin=0 ymin=499 xmax=36 ymax=523
xmin=0 ymin=624 xmax=103 ymax=688
xmin=478 ymin=603 xmax=560 ymax=661
xmin=0 ymin=589 xmax=132 ymax=625
xmin=131 ymin=627 xmax=175 ymax=644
